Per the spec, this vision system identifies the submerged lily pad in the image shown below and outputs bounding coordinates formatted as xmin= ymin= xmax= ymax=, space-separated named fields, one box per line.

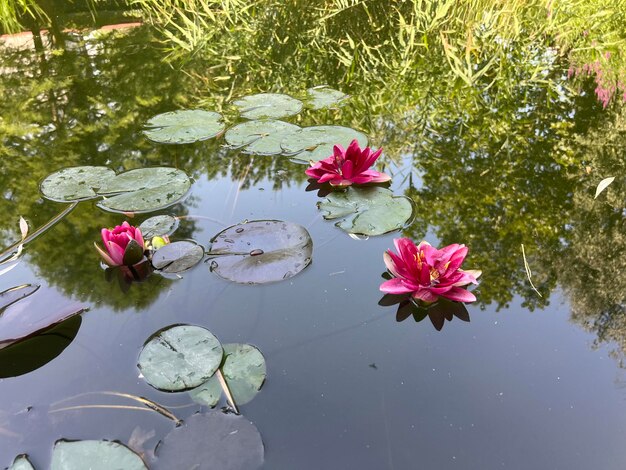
xmin=232 ymin=93 xmax=303 ymax=119
xmin=96 ymin=167 xmax=191 ymax=213
xmin=317 ymin=187 xmax=413 ymax=236
xmin=281 ymin=125 xmax=368 ymax=162
xmin=138 ymin=215 xmax=179 ymax=239
xmin=207 ymin=220 xmax=313 ymax=284
xmin=154 ymin=412 xmax=264 ymax=470
xmin=7 ymin=454 xmax=34 ymax=470
xmin=190 ymin=343 xmax=266 ymax=407
xmin=0 ymin=291 xmax=85 ymax=350
xmin=40 ymin=166 xmax=116 ymax=202
xmin=306 ymin=86 xmax=349 ymax=109
xmin=225 ymin=120 xmax=300 ymax=155
xmin=143 ymin=110 xmax=225 ymax=144
xmin=152 ymin=241 xmax=204 ymax=273
xmin=0 ymin=284 xmax=39 ymax=316
xmin=51 ymin=440 xmax=147 ymax=470
xmin=0 ymin=315 xmax=81 ymax=379
xmin=138 ymin=324 xmax=223 ymax=392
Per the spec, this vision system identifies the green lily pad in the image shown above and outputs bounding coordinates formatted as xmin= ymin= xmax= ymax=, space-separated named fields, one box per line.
xmin=8 ymin=454 xmax=34 ymax=470
xmin=225 ymin=120 xmax=300 ymax=155
xmin=143 ymin=110 xmax=225 ymax=144
xmin=306 ymin=86 xmax=349 ymax=109
xmin=280 ymin=125 xmax=368 ymax=163
xmin=153 ymin=412 xmax=264 ymax=470
xmin=96 ymin=167 xmax=191 ymax=213
xmin=51 ymin=440 xmax=147 ymax=470
xmin=190 ymin=343 xmax=266 ymax=407
xmin=207 ymin=220 xmax=313 ymax=284
xmin=137 ymin=324 xmax=223 ymax=392
xmin=232 ymin=93 xmax=303 ymax=119
xmin=152 ymin=241 xmax=204 ymax=273
xmin=138 ymin=215 xmax=179 ymax=239
xmin=40 ymin=166 xmax=116 ymax=202
xmin=317 ymin=187 xmax=413 ymax=236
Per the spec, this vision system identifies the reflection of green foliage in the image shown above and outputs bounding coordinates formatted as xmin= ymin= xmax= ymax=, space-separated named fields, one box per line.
xmin=556 ymin=106 xmax=626 ymax=363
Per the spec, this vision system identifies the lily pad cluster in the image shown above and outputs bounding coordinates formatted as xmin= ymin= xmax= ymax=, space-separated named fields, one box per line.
xmin=125 ymin=216 xmax=313 ymax=284
xmin=40 ymin=166 xmax=191 ymax=213
xmin=137 ymin=324 xmax=267 ymax=409
xmin=142 ymin=88 xmax=362 ymax=163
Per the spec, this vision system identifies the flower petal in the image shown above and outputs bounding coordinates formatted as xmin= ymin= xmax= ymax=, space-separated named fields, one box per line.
xmin=106 ymin=240 xmax=125 ymax=266
xmin=94 ymin=242 xmax=117 ymax=266
xmin=439 ymin=287 xmax=476 ymax=303
xmin=380 ymin=278 xmax=415 ymax=295
xmin=412 ymin=288 xmax=439 ymax=303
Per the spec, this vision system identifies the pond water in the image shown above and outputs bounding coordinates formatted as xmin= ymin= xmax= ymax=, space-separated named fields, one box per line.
xmin=1 ymin=21 xmax=626 ymax=469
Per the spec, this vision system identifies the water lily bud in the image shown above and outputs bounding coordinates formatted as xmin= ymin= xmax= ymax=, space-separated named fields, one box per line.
xmin=95 ymin=221 xmax=145 ymax=267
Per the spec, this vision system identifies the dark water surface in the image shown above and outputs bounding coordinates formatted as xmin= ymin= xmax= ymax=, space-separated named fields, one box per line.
xmin=1 ymin=26 xmax=626 ymax=469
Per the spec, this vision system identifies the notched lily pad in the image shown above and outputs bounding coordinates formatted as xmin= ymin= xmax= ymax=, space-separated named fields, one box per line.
xmin=153 ymin=412 xmax=264 ymax=470
xmin=51 ymin=439 xmax=147 ymax=470
xmin=207 ymin=220 xmax=313 ymax=284
xmin=190 ymin=343 xmax=266 ymax=407
xmin=138 ymin=215 xmax=179 ymax=239
xmin=225 ymin=120 xmax=300 ymax=155
xmin=96 ymin=167 xmax=191 ymax=213
xmin=281 ymin=125 xmax=368 ymax=163
xmin=143 ymin=110 xmax=225 ymax=144
xmin=306 ymin=86 xmax=349 ymax=109
xmin=137 ymin=324 xmax=223 ymax=392
xmin=232 ymin=93 xmax=303 ymax=119
xmin=317 ymin=187 xmax=413 ymax=236
xmin=152 ymin=241 xmax=204 ymax=273
xmin=7 ymin=454 xmax=34 ymax=470
xmin=40 ymin=166 xmax=116 ymax=202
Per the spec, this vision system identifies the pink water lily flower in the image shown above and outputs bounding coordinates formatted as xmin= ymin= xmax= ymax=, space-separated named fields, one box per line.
xmin=305 ymin=139 xmax=391 ymax=187
xmin=95 ymin=221 xmax=145 ymax=267
xmin=380 ymin=238 xmax=481 ymax=304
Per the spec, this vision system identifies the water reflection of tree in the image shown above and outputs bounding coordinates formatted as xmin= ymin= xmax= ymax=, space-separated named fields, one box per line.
xmin=556 ymin=106 xmax=626 ymax=363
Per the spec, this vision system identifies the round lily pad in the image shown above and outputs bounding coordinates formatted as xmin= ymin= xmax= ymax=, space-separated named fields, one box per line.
xmin=232 ymin=93 xmax=303 ymax=119
xmin=96 ymin=167 xmax=191 ymax=213
xmin=225 ymin=120 xmax=300 ymax=155
xmin=138 ymin=215 xmax=179 ymax=239
xmin=51 ymin=440 xmax=147 ymax=470
xmin=153 ymin=412 xmax=264 ymax=470
xmin=280 ymin=125 xmax=368 ymax=163
xmin=207 ymin=220 xmax=313 ymax=284
xmin=8 ymin=454 xmax=34 ymax=470
xmin=138 ymin=324 xmax=223 ymax=392
xmin=143 ymin=110 xmax=225 ymax=144
xmin=317 ymin=187 xmax=413 ymax=236
xmin=190 ymin=343 xmax=266 ymax=407
xmin=152 ymin=241 xmax=204 ymax=273
xmin=306 ymin=86 xmax=349 ymax=109
xmin=40 ymin=166 xmax=116 ymax=202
